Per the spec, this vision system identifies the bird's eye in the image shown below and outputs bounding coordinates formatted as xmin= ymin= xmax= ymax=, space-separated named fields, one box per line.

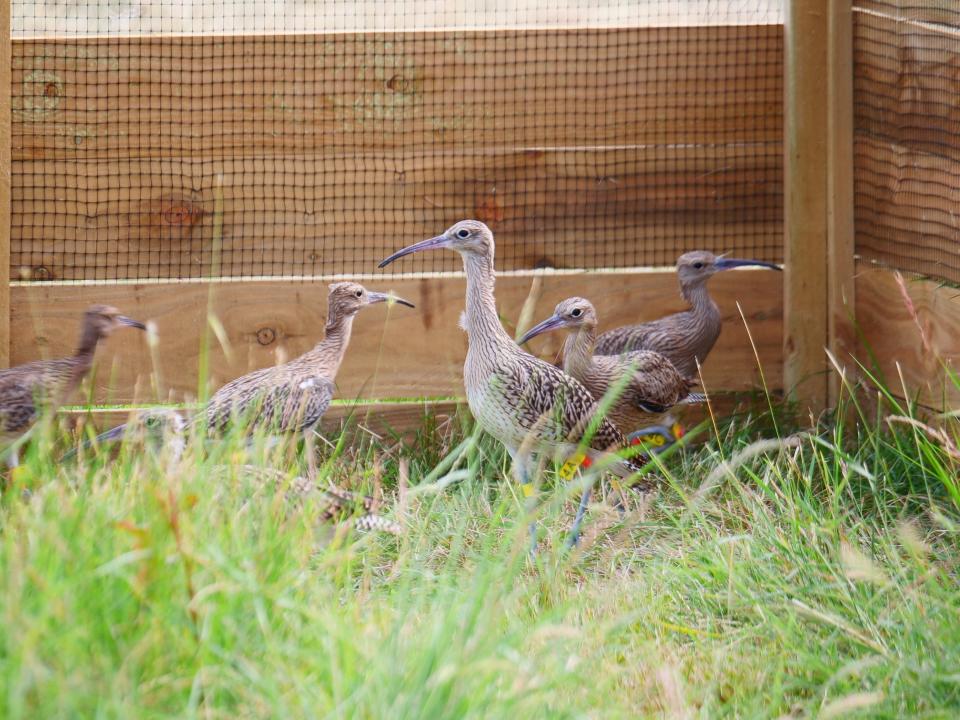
xmin=693 ymin=262 xmax=704 ymax=269
xmin=570 ymin=308 xmax=583 ymax=318
xmin=456 ymin=228 xmax=470 ymax=239
xmin=145 ymin=416 xmax=158 ymax=427
xmin=355 ymin=289 xmax=363 ymax=298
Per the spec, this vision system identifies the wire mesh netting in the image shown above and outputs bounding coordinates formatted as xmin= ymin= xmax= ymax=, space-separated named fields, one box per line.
xmin=853 ymin=0 xmax=960 ymax=283
xmin=12 ymin=1 xmax=783 ymax=282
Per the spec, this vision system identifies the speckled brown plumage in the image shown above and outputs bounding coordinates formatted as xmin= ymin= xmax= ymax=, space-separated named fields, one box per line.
xmin=0 ymin=305 xmax=145 ymax=459
xmin=520 ymin=297 xmax=699 ymax=434
xmin=316 ymin=484 xmax=403 ymax=535
xmin=594 ymin=251 xmax=781 ymax=376
xmin=78 ymin=284 xmax=412 ymax=476
xmin=75 ymin=409 xmax=402 ymax=534
xmin=200 ymin=282 xmax=412 ymax=437
xmin=379 ymin=220 xmax=647 ymax=484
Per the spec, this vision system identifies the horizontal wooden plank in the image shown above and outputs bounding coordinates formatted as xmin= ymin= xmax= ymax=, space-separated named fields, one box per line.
xmin=64 ymin=391 xmax=755 ymax=440
xmin=853 ymin=135 xmax=960 ymax=281
xmin=11 ymin=145 xmax=783 ymax=280
xmin=10 ymin=269 xmax=783 ymax=405
xmin=65 ymin=400 xmax=467 ymax=439
xmin=854 ymin=1 xmax=960 ymax=28
xmin=11 ymin=26 xmax=784 ymax=160
xmin=13 ymin=2 xmax=784 ymax=37
xmin=855 ymin=268 xmax=960 ymax=409
xmin=853 ymin=10 xmax=960 ymax=160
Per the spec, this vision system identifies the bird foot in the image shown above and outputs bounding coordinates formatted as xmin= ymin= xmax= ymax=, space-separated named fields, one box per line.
xmin=627 ymin=422 xmax=683 ymax=453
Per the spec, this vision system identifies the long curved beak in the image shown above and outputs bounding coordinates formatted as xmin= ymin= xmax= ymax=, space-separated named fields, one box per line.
xmin=367 ymin=291 xmax=415 ymax=309
xmin=62 ymin=423 xmax=129 ymax=460
xmin=91 ymin=423 xmax=130 ymax=446
xmin=518 ymin=314 xmax=567 ymax=345
xmin=378 ymin=235 xmax=450 ymax=268
xmin=713 ymin=258 xmax=782 ymax=272
xmin=119 ymin=316 xmax=148 ymax=330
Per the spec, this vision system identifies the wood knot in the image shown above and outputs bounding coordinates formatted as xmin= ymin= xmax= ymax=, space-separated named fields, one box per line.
xmin=385 ymin=74 xmax=417 ymax=94
xmin=475 ymin=194 xmax=504 ymax=225
xmin=140 ymin=194 xmax=205 ymax=241
xmin=162 ymin=200 xmax=205 ymax=227
xmin=256 ymin=327 xmax=277 ymax=346
xmin=19 ymin=70 xmax=64 ymax=118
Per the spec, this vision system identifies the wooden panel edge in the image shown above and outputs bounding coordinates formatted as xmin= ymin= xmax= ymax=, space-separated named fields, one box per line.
xmin=0 ymin=0 xmax=10 ymax=366
xmin=828 ymin=0 xmax=856 ymax=404
xmin=855 ymin=268 xmax=960 ymax=409
xmin=784 ymin=0 xmax=830 ymax=411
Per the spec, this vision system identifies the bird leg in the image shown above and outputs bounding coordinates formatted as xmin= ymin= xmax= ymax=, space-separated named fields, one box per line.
xmin=607 ymin=477 xmax=629 ymax=515
xmin=565 ymin=476 xmax=594 ymax=549
xmin=509 ymin=449 xmax=538 ymax=558
xmin=305 ymin=430 xmax=318 ymax=480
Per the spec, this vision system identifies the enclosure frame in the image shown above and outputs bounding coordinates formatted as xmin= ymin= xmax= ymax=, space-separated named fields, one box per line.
xmin=1 ymin=0 xmax=958 ymax=425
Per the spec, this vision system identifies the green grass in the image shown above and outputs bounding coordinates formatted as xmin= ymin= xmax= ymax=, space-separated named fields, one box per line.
xmin=2 ymin=376 xmax=960 ymax=719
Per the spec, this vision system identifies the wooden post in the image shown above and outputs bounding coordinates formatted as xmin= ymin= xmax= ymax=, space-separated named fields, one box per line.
xmin=827 ymin=0 xmax=856 ymax=405
xmin=0 ymin=0 xmax=9 ymax=367
xmin=784 ymin=0 xmax=854 ymax=412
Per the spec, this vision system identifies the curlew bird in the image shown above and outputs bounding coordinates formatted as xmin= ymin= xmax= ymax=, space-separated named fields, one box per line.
xmin=83 ymin=282 xmax=414 ymax=476
xmin=518 ymin=297 xmax=704 ymax=441
xmin=65 ymin=407 xmax=188 ymax=465
xmin=0 ymin=304 xmax=146 ymax=466
xmin=72 ymin=408 xmax=402 ymax=535
xmin=379 ymin=220 xmax=648 ymax=549
xmin=593 ymin=251 xmax=781 ymax=377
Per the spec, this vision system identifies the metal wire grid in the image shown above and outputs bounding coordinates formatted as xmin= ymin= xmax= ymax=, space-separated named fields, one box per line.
xmin=11 ymin=1 xmax=785 ymax=282
xmin=853 ymin=0 xmax=960 ymax=283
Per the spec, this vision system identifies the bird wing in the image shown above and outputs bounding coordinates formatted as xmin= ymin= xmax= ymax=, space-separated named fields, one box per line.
xmin=493 ymin=354 xmax=644 ymax=475
xmin=594 ymin=318 xmax=663 ymax=355
xmin=594 ymin=311 xmax=715 ymax=379
xmin=594 ymin=312 xmax=690 ymax=359
xmin=203 ymin=368 xmax=335 ymax=435
xmin=0 ymin=359 xmax=74 ymax=435
xmin=0 ymin=376 xmax=39 ymax=435
xmin=615 ymin=351 xmax=695 ymax=415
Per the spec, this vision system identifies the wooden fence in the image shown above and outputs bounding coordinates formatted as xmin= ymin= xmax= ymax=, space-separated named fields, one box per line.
xmin=1 ymin=17 xmax=787 ymax=428
xmin=850 ymin=0 xmax=960 ymax=410
xmin=0 ymin=0 xmax=956 ymax=425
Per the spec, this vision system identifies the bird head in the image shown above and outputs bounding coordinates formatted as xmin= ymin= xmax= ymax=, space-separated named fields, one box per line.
xmin=676 ymin=251 xmax=782 ymax=288
xmin=378 ymin=220 xmax=494 ymax=268
xmin=327 ymin=282 xmax=415 ymax=321
xmin=64 ymin=407 xmax=188 ymax=462
xmin=84 ymin=304 xmax=147 ymax=338
xmin=518 ymin=297 xmax=598 ymax=345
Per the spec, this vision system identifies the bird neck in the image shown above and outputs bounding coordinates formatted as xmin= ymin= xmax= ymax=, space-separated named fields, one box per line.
xmin=562 ymin=324 xmax=596 ymax=380
xmin=73 ymin=323 xmax=102 ymax=364
xmin=52 ymin=324 xmax=101 ymax=404
xmin=681 ymin=279 xmax=720 ymax=319
xmin=462 ymin=252 xmax=512 ymax=346
xmin=306 ymin=313 xmax=356 ymax=377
